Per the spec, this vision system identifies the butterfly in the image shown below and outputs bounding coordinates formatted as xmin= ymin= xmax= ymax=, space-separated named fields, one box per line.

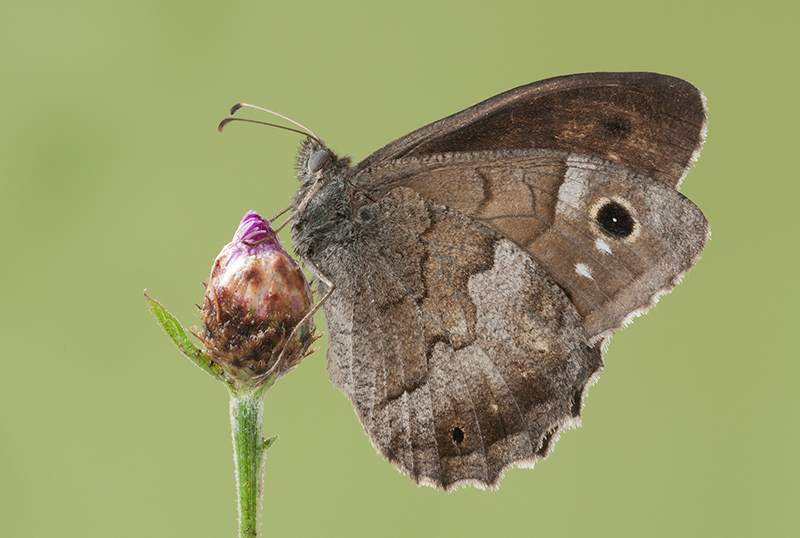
xmin=281 ymin=72 xmax=708 ymax=490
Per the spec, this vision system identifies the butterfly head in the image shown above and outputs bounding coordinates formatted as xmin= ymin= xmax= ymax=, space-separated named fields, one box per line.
xmin=295 ymin=137 xmax=351 ymax=188
xmin=290 ymin=137 xmax=356 ymax=262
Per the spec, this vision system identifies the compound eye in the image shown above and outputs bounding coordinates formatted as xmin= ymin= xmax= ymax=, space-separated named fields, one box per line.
xmin=308 ymin=149 xmax=331 ymax=174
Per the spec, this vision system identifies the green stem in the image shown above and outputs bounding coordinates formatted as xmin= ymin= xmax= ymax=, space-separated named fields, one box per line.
xmin=230 ymin=385 xmax=272 ymax=538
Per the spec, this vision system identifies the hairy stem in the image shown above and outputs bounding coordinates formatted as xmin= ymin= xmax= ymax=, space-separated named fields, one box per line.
xmin=230 ymin=385 xmax=272 ymax=538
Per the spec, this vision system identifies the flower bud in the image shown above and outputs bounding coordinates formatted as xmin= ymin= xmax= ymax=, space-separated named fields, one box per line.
xmin=198 ymin=211 xmax=316 ymax=387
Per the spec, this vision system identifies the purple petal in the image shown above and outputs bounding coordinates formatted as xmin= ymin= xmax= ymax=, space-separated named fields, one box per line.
xmin=233 ymin=211 xmax=283 ymax=253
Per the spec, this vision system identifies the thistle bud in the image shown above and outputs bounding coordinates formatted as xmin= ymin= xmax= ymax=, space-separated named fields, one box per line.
xmin=198 ymin=211 xmax=316 ymax=387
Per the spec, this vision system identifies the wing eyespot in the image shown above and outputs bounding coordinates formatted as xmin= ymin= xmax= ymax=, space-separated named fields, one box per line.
xmin=590 ymin=196 xmax=641 ymax=242
xmin=451 ymin=426 xmax=465 ymax=445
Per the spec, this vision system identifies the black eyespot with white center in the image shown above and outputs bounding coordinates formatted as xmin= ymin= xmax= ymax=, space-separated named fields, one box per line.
xmin=596 ymin=200 xmax=635 ymax=239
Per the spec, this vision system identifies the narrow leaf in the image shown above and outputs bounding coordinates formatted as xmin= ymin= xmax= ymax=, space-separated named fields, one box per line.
xmin=144 ymin=290 xmax=231 ymax=389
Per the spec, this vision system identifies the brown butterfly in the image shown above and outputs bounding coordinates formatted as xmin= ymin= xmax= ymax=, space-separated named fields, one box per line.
xmin=284 ymin=72 xmax=708 ymax=490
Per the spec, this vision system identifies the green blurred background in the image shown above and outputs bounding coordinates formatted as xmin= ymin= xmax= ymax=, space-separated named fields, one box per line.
xmin=1 ymin=1 xmax=797 ymax=536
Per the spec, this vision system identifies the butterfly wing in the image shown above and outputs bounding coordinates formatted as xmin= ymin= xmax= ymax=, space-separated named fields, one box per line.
xmin=355 ymin=72 xmax=706 ymax=189
xmin=358 ymin=148 xmax=709 ymax=342
xmin=293 ymin=73 xmax=708 ymax=489
xmin=319 ymin=186 xmax=601 ymax=490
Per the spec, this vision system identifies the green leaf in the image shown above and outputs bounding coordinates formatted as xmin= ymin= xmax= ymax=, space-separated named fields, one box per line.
xmin=144 ymin=290 xmax=232 ymax=390
xmin=263 ymin=435 xmax=278 ymax=451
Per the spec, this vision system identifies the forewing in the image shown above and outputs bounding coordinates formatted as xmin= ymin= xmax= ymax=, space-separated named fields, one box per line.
xmin=358 ymin=149 xmax=709 ymax=342
xmin=355 ymin=72 xmax=706 ymax=189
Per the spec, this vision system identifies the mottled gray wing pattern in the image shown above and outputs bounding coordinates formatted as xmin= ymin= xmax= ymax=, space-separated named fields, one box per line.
xmin=320 ymin=186 xmax=602 ymax=490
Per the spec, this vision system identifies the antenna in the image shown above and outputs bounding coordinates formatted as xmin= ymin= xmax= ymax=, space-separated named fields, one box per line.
xmin=219 ymin=102 xmax=321 ymax=144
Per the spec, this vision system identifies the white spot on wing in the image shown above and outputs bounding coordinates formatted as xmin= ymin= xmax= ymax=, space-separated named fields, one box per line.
xmin=595 ymin=238 xmax=612 ymax=255
xmin=575 ymin=263 xmax=594 ymax=280
xmin=556 ymin=154 xmax=593 ymax=212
